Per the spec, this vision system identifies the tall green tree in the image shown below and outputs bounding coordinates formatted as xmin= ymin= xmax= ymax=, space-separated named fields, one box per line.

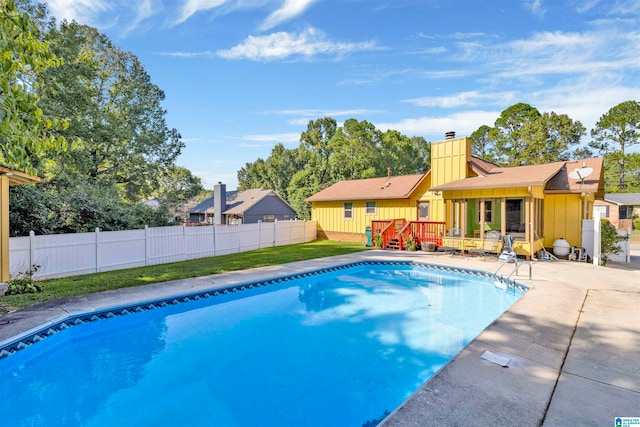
xmin=238 ymin=117 xmax=431 ymax=219
xmin=380 ymin=131 xmax=430 ymax=175
xmin=473 ymin=104 xmax=587 ymax=166
xmin=0 ymin=0 xmax=66 ymax=174
xmin=470 ymin=125 xmax=495 ymax=162
xmin=37 ymin=21 xmax=183 ymax=200
xmin=153 ymin=166 xmax=204 ymax=206
xmin=328 ymin=118 xmax=380 ymax=181
xmin=519 ymin=112 xmax=585 ymax=164
xmin=601 ymin=152 xmax=640 ymax=193
xmin=489 ymin=103 xmax=541 ymax=166
xmin=589 ymin=100 xmax=640 ymax=191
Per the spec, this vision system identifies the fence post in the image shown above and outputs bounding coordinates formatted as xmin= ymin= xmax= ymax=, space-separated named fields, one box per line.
xmin=258 ymin=220 xmax=262 ymax=249
xmin=593 ymin=212 xmax=601 ymax=266
xmin=626 ymin=226 xmax=631 ymax=263
xmin=95 ymin=227 xmax=100 ymax=273
xmin=273 ymin=220 xmax=277 ymax=247
xmin=29 ymin=230 xmax=35 ymax=268
xmin=213 ymin=224 xmax=217 ymax=257
xmin=183 ymin=223 xmax=187 ymax=261
xmin=144 ymin=225 xmax=149 ymax=266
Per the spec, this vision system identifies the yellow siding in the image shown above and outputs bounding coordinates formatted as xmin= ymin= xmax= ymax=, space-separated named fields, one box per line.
xmin=431 ymin=137 xmax=470 ymax=188
xmin=543 ymin=194 xmax=583 ymax=247
xmin=312 ymin=199 xmax=417 ymax=234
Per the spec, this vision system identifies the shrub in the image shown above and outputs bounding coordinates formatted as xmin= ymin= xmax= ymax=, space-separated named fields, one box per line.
xmin=373 ymin=232 xmax=383 ymax=248
xmin=406 ymin=234 xmax=417 ymax=251
xmin=600 ymin=220 xmax=628 ymax=266
xmin=634 ymin=218 xmax=640 ymax=230
xmin=6 ymin=265 xmax=43 ymax=295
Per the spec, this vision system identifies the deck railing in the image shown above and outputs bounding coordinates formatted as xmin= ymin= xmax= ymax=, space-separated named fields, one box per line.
xmin=399 ymin=221 xmax=446 ymax=248
xmin=371 ymin=219 xmax=445 ymax=250
xmin=371 ymin=219 xmax=403 ymax=249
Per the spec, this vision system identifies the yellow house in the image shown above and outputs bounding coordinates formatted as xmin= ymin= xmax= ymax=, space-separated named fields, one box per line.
xmin=306 ymin=134 xmax=604 ymax=259
xmin=1 ymin=166 xmax=41 ymax=288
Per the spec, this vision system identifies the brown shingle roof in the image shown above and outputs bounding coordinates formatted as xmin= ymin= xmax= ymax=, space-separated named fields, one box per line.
xmin=545 ymin=158 xmax=604 ymax=193
xmin=431 ymin=161 xmax=564 ymax=191
xmin=306 ymin=173 xmax=427 ymax=202
xmin=431 ymin=157 xmax=603 ymax=194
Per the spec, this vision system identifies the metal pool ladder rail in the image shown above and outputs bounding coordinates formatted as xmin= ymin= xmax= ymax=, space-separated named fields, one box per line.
xmin=494 ymin=254 xmax=533 ymax=280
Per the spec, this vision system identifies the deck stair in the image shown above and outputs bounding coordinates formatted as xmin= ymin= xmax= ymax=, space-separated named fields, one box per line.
xmin=371 ymin=219 xmax=445 ymax=250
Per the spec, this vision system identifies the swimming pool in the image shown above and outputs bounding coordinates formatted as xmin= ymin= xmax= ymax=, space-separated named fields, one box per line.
xmin=0 ymin=261 xmax=526 ymax=426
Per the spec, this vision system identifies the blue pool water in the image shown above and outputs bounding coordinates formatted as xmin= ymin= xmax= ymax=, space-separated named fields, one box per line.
xmin=0 ymin=262 xmax=525 ymax=426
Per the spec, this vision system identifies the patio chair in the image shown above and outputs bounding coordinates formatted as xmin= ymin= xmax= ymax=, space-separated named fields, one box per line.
xmin=437 ymin=228 xmax=462 ymax=255
xmin=498 ymin=233 xmax=517 ymax=262
xmin=468 ymin=230 xmax=501 ymax=261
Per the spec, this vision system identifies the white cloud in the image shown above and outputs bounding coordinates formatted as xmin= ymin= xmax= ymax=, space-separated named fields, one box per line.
xmin=243 ymin=133 xmax=301 ymax=143
xmin=260 ymin=0 xmax=317 ymax=31
xmin=47 ymin=0 xmax=158 ymax=35
xmin=375 ymin=111 xmax=501 ymax=139
xmin=46 ymin=0 xmax=111 ymax=25
xmin=157 ymin=50 xmax=216 ymax=58
xmin=265 ymin=108 xmax=382 ymax=117
xmin=606 ymin=0 xmax=640 ymax=16
xmin=175 ymin=0 xmax=227 ymax=25
xmin=216 ymin=27 xmax=377 ymax=61
xmin=525 ymin=0 xmax=545 ymax=16
xmin=403 ymin=91 xmax=517 ymax=108
xmin=531 ymin=83 xmax=640 ymax=133
xmin=122 ymin=0 xmax=155 ymax=35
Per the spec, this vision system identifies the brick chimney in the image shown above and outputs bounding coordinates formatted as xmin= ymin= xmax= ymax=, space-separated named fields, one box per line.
xmin=214 ymin=182 xmax=226 ymax=225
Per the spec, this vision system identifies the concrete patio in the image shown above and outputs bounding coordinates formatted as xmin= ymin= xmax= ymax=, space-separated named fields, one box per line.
xmin=0 ymin=249 xmax=638 ymax=426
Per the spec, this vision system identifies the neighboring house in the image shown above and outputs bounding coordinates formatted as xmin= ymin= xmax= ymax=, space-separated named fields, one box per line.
xmin=307 ymin=133 xmax=605 ymax=258
xmin=593 ymin=193 xmax=640 ymax=230
xmin=189 ymin=183 xmax=297 ymax=225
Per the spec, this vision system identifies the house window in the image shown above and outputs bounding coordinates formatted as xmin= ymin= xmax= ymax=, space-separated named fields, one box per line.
xmin=593 ymin=205 xmax=609 ymax=218
xmin=344 ymin=202 xmax=353 ymax=220
xmin=418 ymin=202 xmax=429 ymax=220
xmin=365 ymin=201 xmax=377 ymax=215
xmin=619 ymin=206 xmax=633 ymax=220
xmin=283 ymin=214 xmax=290 ymax=220
xmin=262 ymin=214 xmax=276 ymax=222
xmin=477 ymin=200 xmax=493 ymax=223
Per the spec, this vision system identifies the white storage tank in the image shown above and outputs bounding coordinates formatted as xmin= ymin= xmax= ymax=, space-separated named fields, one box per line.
xmin=553 ymin=238 xmax=570 ymax=257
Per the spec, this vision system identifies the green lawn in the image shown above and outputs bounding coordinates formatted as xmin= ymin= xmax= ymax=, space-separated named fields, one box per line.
xmin=1 ymin=240 xmax=368 ymax=315
xmin=632 ymin=229 xmax=640 ymax=244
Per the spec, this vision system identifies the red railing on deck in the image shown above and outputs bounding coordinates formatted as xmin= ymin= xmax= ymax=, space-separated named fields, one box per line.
xmin=371 ymin=219 xmax=403 ymax=249
xmin=399 ymin=221 xmax=445 ymax=248
xmin=371 ymin=219 xmax=445 ymax=249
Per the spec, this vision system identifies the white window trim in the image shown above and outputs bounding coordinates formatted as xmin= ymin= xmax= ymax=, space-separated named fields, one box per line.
xmin=477 ymin=199 xmax=493 ymax=223
xmin=365 ymin=201 xmax=377 ymax=216
xmin=418 ymin=202 xmax=429 ymax=220
xmin=344 ymin=202 xmax=354 ymax=220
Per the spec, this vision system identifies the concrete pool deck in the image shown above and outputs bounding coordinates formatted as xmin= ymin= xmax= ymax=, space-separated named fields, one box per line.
xmin=0 ymin=250 xmax=638 ymax=426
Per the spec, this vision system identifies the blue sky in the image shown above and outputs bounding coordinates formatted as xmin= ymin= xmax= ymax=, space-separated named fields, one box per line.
xmin=46 ymin=0 xmax=640 ymax=190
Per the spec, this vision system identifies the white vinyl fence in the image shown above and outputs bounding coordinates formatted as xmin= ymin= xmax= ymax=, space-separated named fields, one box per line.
xmin=10 ymin=221 xmax=317 ymax=280
xmin=582 ymin=217 xmax=631 ymax=265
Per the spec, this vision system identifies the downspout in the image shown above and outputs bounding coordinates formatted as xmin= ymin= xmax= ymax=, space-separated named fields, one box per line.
xmin=580 ymin=192 xmax=586 ymax=247
xmin=528 ymin=186 xmax=535 ymax=260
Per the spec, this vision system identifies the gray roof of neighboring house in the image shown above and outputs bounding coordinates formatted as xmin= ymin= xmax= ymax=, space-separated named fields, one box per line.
xmin=189 ymin=189 xmax=295 ymax=216
xmin=603 ymin=193 xmax=640 ymax=206
xmin=223 ymin=189 xmax=295 ymax=215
